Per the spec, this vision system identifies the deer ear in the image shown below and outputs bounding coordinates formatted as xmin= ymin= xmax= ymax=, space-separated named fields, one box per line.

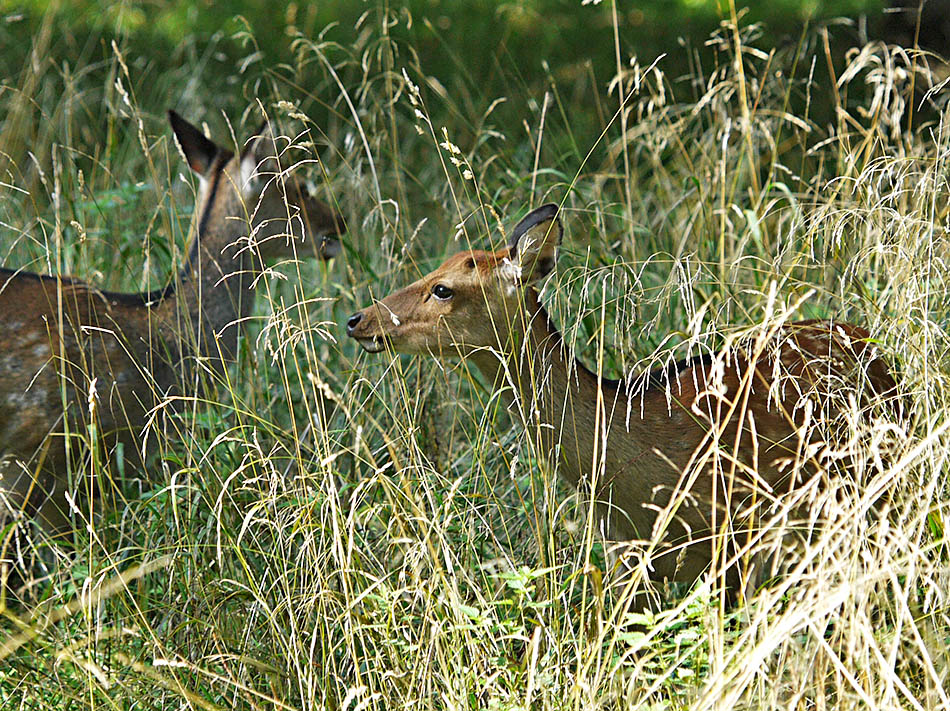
xmin=239 ymin=121 xmax=279 ymax=193
xmin=505 ymin=203 xmax=561 ymax=283
xmin=168 ymin=110 xmax=222 ymax=177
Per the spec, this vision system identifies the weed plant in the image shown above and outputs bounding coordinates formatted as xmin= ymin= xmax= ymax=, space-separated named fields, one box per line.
xmin=0 ymin=1 xmax=948 ymax=709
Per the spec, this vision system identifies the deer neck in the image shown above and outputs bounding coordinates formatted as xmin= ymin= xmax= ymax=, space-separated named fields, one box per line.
xmin=154 ymin=163 xmax=257 ymax=372
xmin=471 ymin=287 xmax=636 ymax=489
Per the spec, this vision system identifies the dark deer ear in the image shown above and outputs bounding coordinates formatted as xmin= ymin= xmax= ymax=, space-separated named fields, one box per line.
xmin=505 ymin=203 xmax=562 ymax=283
xmin=168 ymin=110 xmax=221 ymax=177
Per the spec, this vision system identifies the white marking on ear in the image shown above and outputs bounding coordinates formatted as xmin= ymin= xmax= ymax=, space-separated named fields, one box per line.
xmin=497 ymin=257 xmax=523 ymax=295
xmin=240 ymin=151 xmax=261 ymax=196
xmin=179 ymin=171 xmax=208 ymax=192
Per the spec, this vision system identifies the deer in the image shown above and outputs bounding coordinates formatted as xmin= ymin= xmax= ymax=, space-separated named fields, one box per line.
xmin=0 ymin=110 xmax=344 ymax=547
xmin=345 ymin=203 xmax=898 ymax=603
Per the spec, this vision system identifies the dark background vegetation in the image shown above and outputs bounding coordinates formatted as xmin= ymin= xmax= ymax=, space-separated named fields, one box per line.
xmin=1 ymin=1 xmax=947 ymax=708
xmin=0 ymin=0 xmax=918 ymax=186
xmin=1 ymin=0 xmax=929 ymax=293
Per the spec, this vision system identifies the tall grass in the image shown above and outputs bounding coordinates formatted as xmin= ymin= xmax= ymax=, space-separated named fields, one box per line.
xmin=0 ymin=2 xmax=948 ymax=709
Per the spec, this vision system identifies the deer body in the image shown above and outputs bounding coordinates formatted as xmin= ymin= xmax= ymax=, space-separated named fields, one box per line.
xmin=0 ymin=111 xmax=343 ymax=534
xmin=346 ymin=204 xmax=895 ymax=595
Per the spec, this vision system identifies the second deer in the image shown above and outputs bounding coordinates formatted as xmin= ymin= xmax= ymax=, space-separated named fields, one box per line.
xmin=346 ymin=204 xmax=897 ymax=601
xmin=0 ymin=110 xmax=344 ymax=540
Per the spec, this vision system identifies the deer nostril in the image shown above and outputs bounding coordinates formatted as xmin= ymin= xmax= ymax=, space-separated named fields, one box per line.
xmin=346 ymin=312 xmax=364 ymax=335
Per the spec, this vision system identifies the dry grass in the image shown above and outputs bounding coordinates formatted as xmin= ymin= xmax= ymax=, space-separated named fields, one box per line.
xmin=0 ymin=3 xmax=948 ymax=709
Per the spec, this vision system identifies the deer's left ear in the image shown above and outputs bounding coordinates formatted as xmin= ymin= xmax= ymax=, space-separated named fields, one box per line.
xmin=506 ymin=203 xmax=562 ymax=284
xmin=240 ymin=121 xmax=279 ymax=193
xmin=169 ymin=111 xmax=224 ymax=178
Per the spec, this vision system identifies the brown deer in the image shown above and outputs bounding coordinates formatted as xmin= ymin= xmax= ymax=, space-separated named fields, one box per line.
xmin=346 ymin=204 xmax=897 ymax=601
xmin=0 ymin=110 xmax=344 ymax=540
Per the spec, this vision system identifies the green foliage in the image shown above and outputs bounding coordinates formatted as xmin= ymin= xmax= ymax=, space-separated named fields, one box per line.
xmin=1 ymin=0 xmax=948 ymax=709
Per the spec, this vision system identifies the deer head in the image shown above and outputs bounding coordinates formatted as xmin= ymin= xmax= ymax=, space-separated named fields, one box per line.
xmin=169 ymin=110 xmax=344 ymax=263
xmin=346 ymin=204 xmax=561 ymax=357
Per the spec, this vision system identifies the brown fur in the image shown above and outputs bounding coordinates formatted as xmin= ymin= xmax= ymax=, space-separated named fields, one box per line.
xmin=347 ymin=204 xmax=898 ymax=600
xmin=0 ymin=111 xmax=344 ymax=536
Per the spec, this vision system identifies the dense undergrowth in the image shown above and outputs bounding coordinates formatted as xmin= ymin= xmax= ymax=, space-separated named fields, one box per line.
xmin=1 ymin=1 xmax=948 ymax=709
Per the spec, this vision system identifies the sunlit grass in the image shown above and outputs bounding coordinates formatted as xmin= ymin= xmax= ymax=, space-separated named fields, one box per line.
xmin=0 ymin=1 xmax=948 ymax=709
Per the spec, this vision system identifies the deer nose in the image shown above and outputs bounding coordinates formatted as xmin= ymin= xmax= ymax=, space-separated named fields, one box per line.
xmin=346 ymin=312 xmax=364 ymax=336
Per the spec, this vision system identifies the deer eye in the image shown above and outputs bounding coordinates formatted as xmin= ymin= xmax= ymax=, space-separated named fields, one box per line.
xmin=432 ymin=284 xmax=454 ymax=300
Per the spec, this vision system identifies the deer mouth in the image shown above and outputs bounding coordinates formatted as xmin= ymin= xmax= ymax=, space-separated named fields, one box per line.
xmin=319 ymin=236 xmax=342 ymax=259
xmin=346 ymin=310 xmax=393 ymax=353
xmin=356 ymin=336 xmax=386 ymax=353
